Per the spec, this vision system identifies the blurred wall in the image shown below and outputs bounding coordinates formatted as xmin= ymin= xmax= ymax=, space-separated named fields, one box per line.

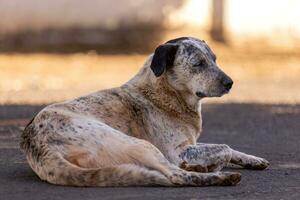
xmin=0 ymin=0 xmax=182 ymax=33
xmin=0 ymin=0 xmax=183 ymax=52
xmin=171 ymin=0 xmax=300 ymax=46
xmin=0 ymin=0 xmax=299 ymax=50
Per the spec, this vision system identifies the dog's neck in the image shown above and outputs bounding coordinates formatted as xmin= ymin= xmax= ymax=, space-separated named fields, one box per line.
xmin=126 ymin=56 xmax=201 ymax=130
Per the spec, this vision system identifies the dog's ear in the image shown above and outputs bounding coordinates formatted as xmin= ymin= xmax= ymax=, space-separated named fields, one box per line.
xmin=150 ymin=43 xmax=179 ymax=77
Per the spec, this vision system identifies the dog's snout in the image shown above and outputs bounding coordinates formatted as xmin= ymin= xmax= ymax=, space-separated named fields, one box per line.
xmin=222 ymin=78 xmax=233 ymax=90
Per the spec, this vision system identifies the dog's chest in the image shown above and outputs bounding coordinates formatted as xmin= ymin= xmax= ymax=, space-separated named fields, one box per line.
xmin=143 ymin=108 xmax=202 ymax=162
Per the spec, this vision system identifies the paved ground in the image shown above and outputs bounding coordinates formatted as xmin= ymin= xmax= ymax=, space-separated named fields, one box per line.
xmin=0 ymin=103 xmax=300 ymax=200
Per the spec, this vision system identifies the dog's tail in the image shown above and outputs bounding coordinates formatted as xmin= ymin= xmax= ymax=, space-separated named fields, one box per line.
xmin=28 ymin=151 xmax=172 ymax=187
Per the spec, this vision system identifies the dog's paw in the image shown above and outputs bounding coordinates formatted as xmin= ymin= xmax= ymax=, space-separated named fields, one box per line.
xmin=179 ymin=162 xmax=222 ymax=173
xmin=217 ymin=172 xmax=242 ymax=186
xmin=180 ymin=161 xmax=208 ymax=172
xmin=243 ymin=156 xmax=270 ymax=170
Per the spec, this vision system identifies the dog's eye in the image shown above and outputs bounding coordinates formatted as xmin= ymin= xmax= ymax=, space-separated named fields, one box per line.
xmin=193 ymin=60 xmax=206 ymax=67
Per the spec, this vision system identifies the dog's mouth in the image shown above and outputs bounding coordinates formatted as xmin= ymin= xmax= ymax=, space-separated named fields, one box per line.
xmin=196 ymin=88 xmax=231 ymax=98
xmin=223 ymin=87 xmax=231 ymax=94
xmin=223 ymin=83 xmax=234 ymax=94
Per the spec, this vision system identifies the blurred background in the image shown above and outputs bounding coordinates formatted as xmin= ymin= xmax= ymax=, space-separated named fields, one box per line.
xmin=0 ymin=0 xmax=299 ymax=104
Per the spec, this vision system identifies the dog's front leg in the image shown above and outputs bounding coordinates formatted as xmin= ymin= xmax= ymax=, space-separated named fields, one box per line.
xmin=178 ymin=143 xmax=233 ymax=173
xmin=177 ymin=143 xmax=269 ymax=172
xmin=230 ymin=149 xmax=269 ymax=170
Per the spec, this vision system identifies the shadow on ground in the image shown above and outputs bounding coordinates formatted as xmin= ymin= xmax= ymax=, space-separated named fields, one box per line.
xmin=0 ymin=103 xmax=300 ymax=200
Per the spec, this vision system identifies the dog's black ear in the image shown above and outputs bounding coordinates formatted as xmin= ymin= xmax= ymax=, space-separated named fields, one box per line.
xmin=150 ymin=43 xmax=179 ymax=77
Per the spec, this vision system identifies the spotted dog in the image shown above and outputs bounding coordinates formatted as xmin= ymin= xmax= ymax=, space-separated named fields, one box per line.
xmin=20 ymin=37 xmax=269 ymax=187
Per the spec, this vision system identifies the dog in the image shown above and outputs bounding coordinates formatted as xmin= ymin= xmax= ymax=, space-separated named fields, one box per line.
xmin=20 ymin=37 xmax=269 ymax=187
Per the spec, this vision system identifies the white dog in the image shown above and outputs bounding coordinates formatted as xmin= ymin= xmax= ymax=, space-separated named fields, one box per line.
xmin=21 ymin=37 xmax=269 ymax=186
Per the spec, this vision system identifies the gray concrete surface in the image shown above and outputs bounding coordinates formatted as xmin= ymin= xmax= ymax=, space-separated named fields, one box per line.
xmin=0 ymin=103 xmax=299 ymax=200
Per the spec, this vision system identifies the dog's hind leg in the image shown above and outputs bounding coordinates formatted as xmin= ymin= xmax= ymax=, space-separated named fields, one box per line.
xmin=101 ymin=136 xmax=241 ymax=186
xmin=38 ymin=147 xmax=241 ymax=187
xmin=39 ymin=136 xmax=241 ymax=187
xmin=124 ymin=140 xmax=241 ymax=186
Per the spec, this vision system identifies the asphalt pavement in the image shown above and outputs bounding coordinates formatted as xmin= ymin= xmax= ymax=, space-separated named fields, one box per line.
xmin=0 ymin=103 xmax=299 ymax=200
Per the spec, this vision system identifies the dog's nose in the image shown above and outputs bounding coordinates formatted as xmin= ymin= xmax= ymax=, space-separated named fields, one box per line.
xmin=222 ymin=78 xmax=233 ymax=90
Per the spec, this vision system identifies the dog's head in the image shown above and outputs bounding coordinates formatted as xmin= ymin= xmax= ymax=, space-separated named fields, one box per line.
xmin=150 ymin=37 xmax=233 ymax=98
